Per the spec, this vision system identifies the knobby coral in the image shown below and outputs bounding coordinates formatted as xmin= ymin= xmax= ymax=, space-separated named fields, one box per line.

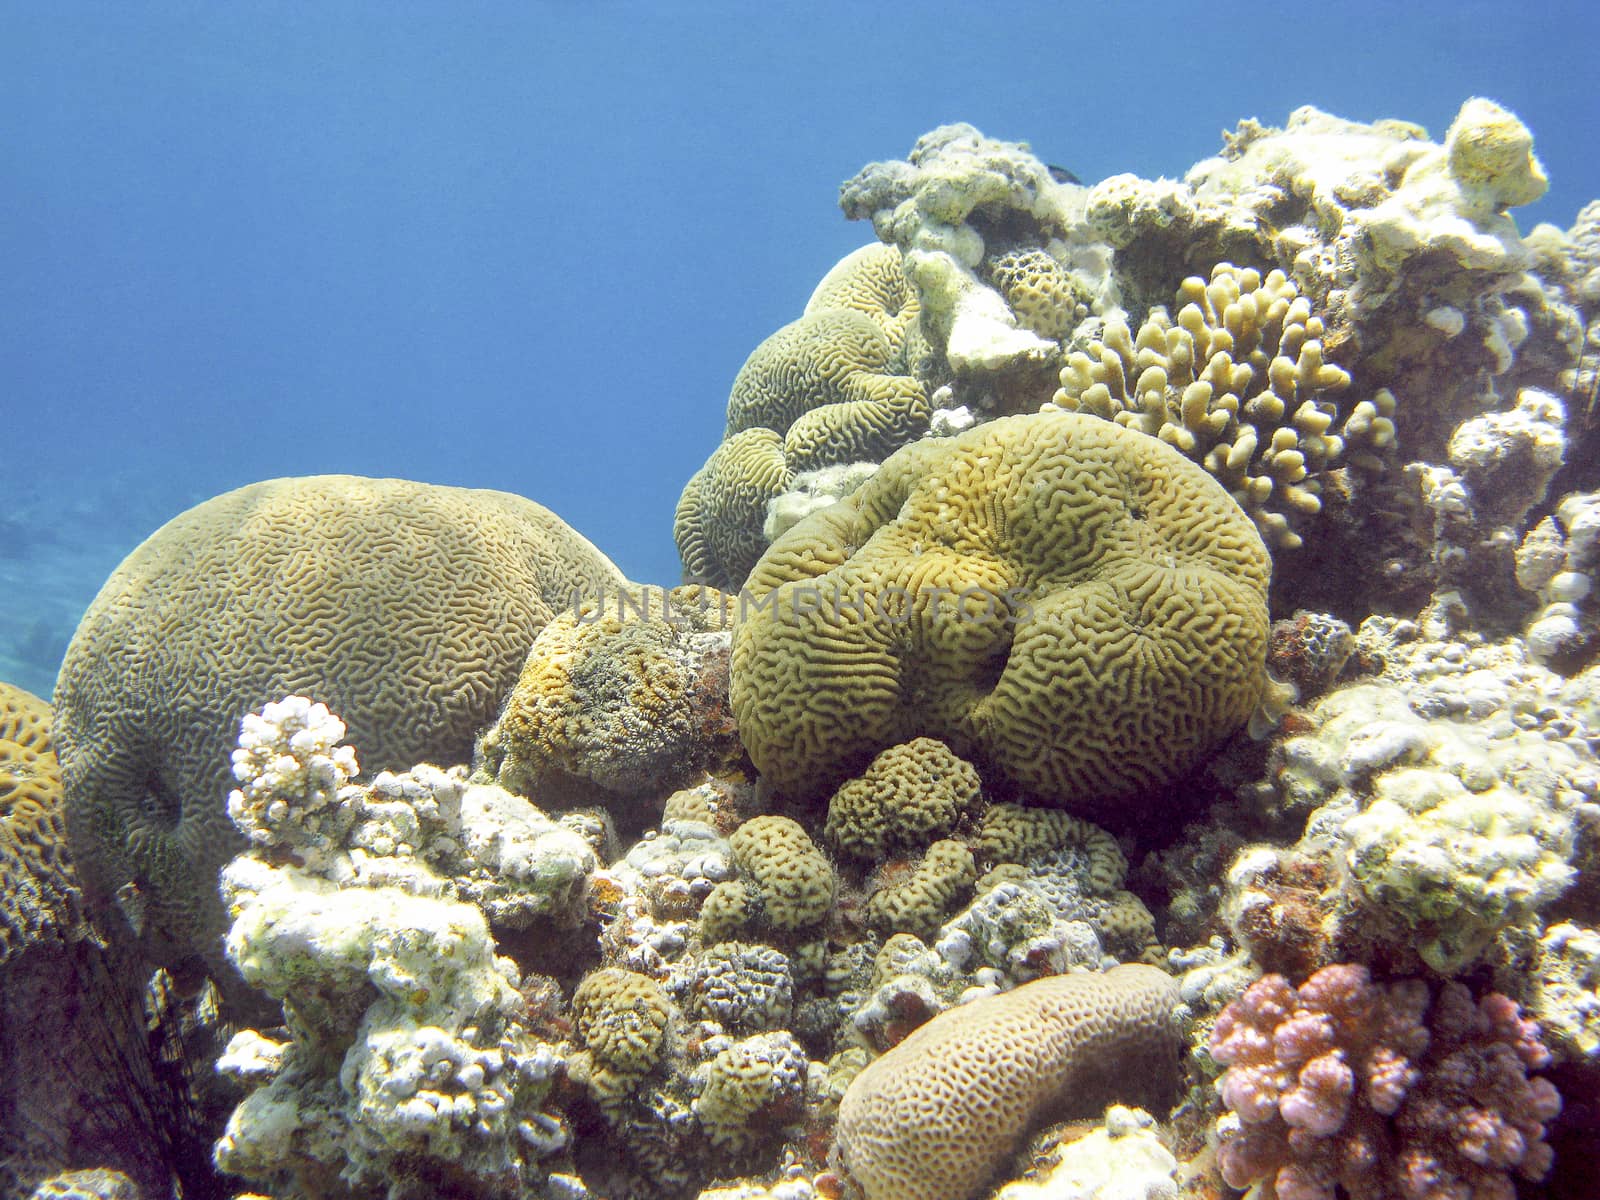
xmin=1209 ymin=964 xmax=1561 ymax=1200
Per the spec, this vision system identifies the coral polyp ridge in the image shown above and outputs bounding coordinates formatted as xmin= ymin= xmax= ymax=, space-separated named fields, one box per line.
xmin=11 ymin=95 xmax=1600 ymax=1200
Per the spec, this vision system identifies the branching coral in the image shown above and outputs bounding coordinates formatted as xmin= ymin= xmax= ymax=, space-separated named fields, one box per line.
xmin=1046 ymin=263 xmax=1394 ymax=549
xmin=1210 ymin=964 xmax=1561 ymax=1200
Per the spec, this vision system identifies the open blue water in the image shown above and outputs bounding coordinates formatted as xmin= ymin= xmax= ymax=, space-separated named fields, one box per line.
xmin=4 ymin=1 xmax=1598 ymax=699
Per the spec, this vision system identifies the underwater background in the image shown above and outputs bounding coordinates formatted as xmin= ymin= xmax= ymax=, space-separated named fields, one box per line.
xmin=3 ymin=0 xmax=1598 ymax=698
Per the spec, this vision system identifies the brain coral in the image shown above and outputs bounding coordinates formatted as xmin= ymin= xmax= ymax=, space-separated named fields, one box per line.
xmin=0 ymin=682 xmax=78 ymax=962
xmin=675 ymin=243 xmax=927 ymax=591
xmin=832 ymin=963 xmax=1180 ymax=1200
xmin=731 ymin=410 xmax=1273 ymax=815
xmin=824 ymin=737 xmax=982 ymax=860
xmin=54 ymin=475 xmax=625 ymax=970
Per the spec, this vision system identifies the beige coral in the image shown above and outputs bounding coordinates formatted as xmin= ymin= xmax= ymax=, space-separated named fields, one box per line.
xmin=1047 ymin=263 xmax=1395 ymax=548
xmin=824 ymin=737 xmax=982 ymax=860
xmin=832 ymin=964 xmax=1181 ymax=1200
xmin=727 ymin=816 xmax=835 ymax=934
xmin=731 ymin=411 xmax=1272 ymax=816
xmin=53 ymin=475 xmax=625 ymax=971
xmin=675 ymin=429 xmax=794 ymax=590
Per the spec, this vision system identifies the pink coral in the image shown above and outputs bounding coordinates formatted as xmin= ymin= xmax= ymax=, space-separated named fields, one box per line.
xmin=1210 ymin=964 xmax=1561 ymax=1200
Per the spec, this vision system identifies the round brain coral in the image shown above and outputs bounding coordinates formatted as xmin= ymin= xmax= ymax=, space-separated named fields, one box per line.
xmin=832 ymin=963 xmax=1181 ymax=1200
xmin=54 ymin=475 xmax=626 ymax=971
xmin=731 ymin=411 xmax=1273 ymax=817
xmin=824 ymin=737 xmax=982 ymax=860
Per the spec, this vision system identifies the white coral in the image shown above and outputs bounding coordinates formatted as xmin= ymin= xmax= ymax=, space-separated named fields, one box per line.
xmin=226 ymin=695 xmax=360 ymax=855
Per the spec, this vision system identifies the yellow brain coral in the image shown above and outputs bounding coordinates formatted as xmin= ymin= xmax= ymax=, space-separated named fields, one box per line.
xmin=1047 ymin=262 xmax=1396 ymax=549
xmin=675 ymin=244 xmax=928 ymax=591
xmin=0 ymin=682 xmax=77 ymax=963
xmin=832 ymin=964 xmax=1180 ymax=1200
xmin=54 ymin=475 xmax=626 ymax=970
xmin=727 ymin=815 xmax=835 ymax=933
xmin=674 ymin=429 xmax=793 ymax=590
xmin=731 ymin=411 xmax=1273 ymax=817
xmin=824 ymin=737 xmax=982 ymax=860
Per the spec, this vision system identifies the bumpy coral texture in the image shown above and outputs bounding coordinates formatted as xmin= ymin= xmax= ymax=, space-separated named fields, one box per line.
xmin=478 ymin=585 xmax=738 ymax=809
xmin=1210 ymin=964 xmax=1561 ymax=1200
xmin=824 ymin=737 xmax=982 ymax=859
xmin=675 ymin=244 xmax=927 ymax=591
xmin=723 ymin=815 xmax=835 ymax=934
xmin=1048 ymin=263 xmax=1392 ymax=550
xmin=832 ymin=964 xmax=1180 ymax=1200
xmin=53 ymin=474 xmax=625 ymax=969
xmin=732 ymin=410 xmax=1272 ymax=814
xmin=0 ymin=683 xmax=78 ymax=962
xmin=865 ymin=838 xmax=978 ymax=940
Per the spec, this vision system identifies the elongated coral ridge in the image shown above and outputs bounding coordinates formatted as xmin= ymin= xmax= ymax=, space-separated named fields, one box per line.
xmin=832 ymin=964 xmax=1179 ymax=1200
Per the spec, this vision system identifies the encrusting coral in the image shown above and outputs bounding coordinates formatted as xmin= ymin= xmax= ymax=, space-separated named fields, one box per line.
xmin=1209 ymin=964 xmax=1562 ymax=1200
xmin=53 ymin=475 xmax=625 ymax=976
xmin=476 ymin=584 xmax=740 ymax=822
xmin=732 ymin=410 xmax=1273 ymax=815
xmin=215 ymin=697 xmax=595 ymax=1199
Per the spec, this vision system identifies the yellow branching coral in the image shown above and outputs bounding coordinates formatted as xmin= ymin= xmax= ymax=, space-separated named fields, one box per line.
xmin=1047 ymin=262 xmax=1397 ymax=549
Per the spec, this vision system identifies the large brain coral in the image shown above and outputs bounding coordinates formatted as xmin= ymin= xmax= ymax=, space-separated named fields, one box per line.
xmin=54 ymin=475 xmax=625 ymax=970
xmin=731 ymin=410 xmax=1273 ymax=817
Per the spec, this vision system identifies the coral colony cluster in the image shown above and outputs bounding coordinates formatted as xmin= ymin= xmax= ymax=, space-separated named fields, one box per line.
xmin=4 ymin=95 xmax=1600 ymax=1200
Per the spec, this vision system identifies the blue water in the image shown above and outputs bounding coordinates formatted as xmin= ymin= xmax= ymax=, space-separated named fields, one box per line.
xmin=3 ymin=0 xmax=1598 ymax=699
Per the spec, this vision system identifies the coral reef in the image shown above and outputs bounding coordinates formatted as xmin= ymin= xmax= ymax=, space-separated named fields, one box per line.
xmin=832 ymin=964 xmax=1180 ymax=1200
xmin=53 ymin=475 xmax=624 ymax=976
xmin=732 ymin=410 xmax=1272 ymax=815
xmin=1210 ymin=964 xmax=1561 ymax=1200
xmin=20 ymin=95 xmax=1600 ymax=1200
